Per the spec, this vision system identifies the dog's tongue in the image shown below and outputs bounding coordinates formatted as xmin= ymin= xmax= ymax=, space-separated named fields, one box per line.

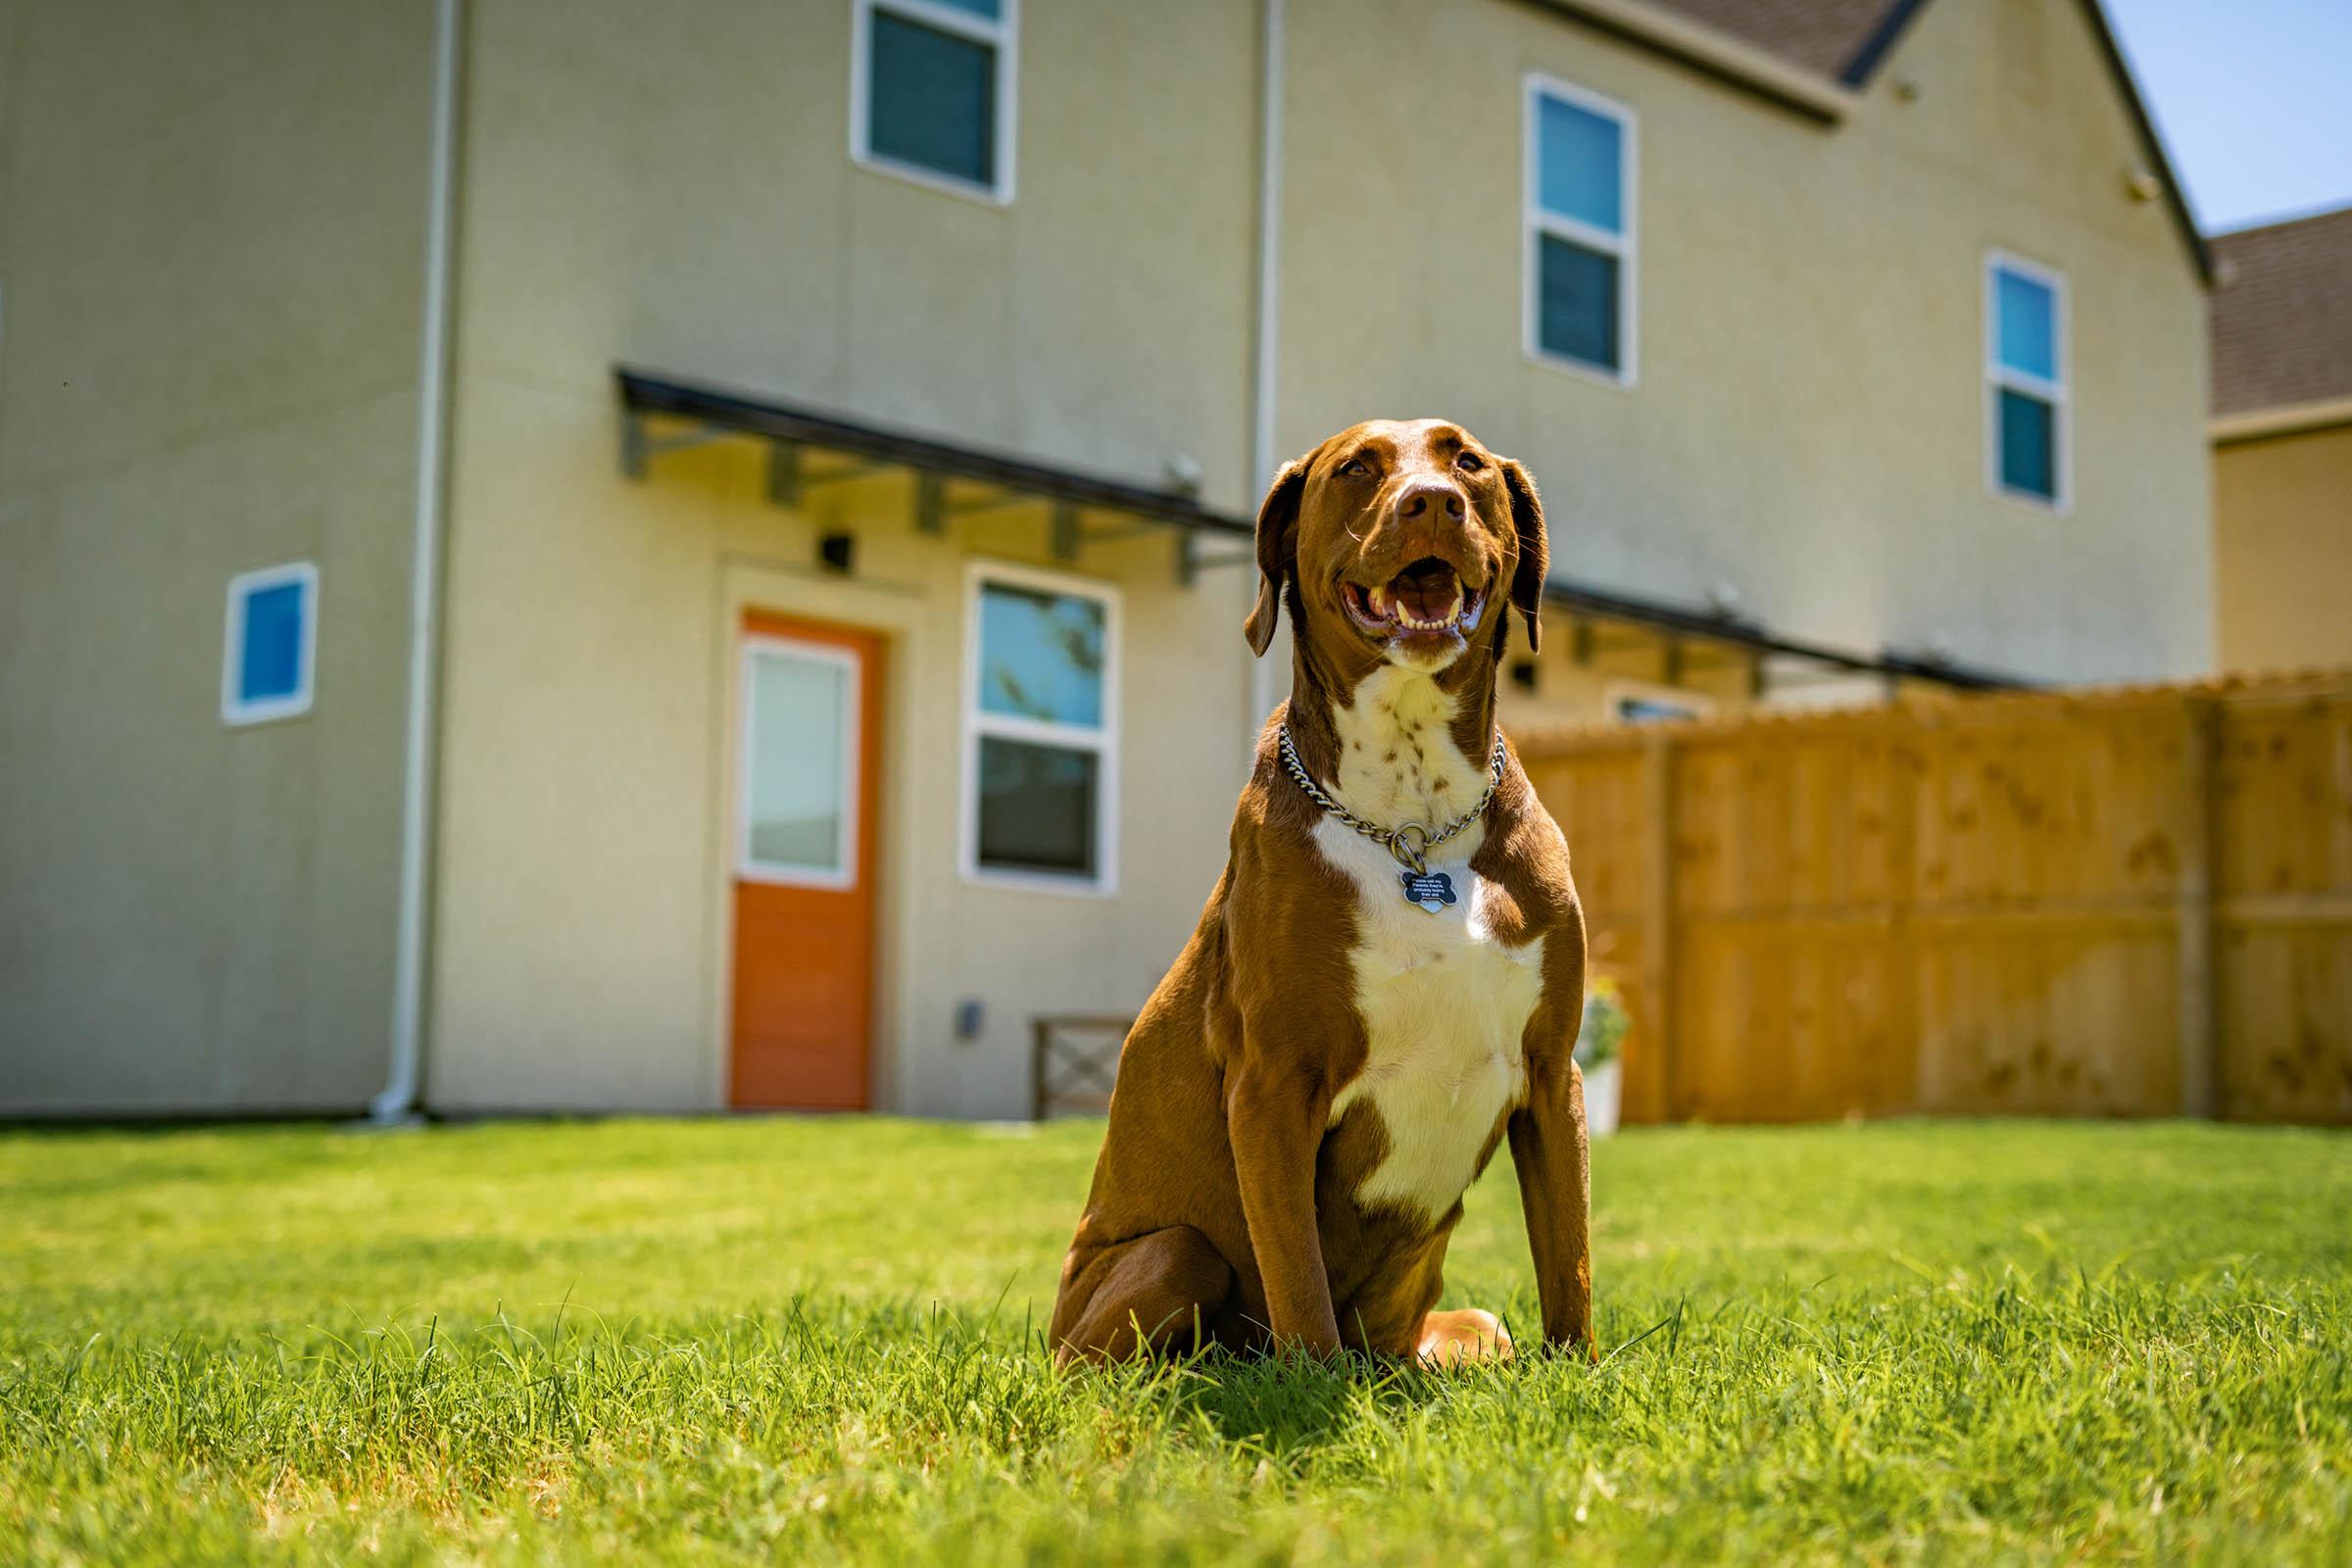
xmin=1389 ymin=559 xmax=1462 ymax=624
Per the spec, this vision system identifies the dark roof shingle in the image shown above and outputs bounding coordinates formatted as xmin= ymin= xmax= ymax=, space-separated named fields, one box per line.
xmin=1636 ymin=0 xmax=1909 ymax=80
xmin=2211 ymin=206 xmax=2352 ymax=418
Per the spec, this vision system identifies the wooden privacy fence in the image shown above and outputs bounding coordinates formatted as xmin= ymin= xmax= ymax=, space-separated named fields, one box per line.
xmin=1518 ymin=672 xmax=2352 ymax=1126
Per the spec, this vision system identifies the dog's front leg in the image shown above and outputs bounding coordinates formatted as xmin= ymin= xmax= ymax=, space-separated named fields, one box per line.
xmin=1225 ymin=1058 xmax=1343 ymax=1356
xmin=1508 ymin=1040 xmax=1595 ymax=1355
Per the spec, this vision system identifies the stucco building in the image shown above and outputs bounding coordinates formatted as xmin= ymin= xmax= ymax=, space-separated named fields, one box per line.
xmin=1 ymin=0 xmax=2212 ymax=1120
xmin=2208 ymin=204 xmax=2352 ymax=674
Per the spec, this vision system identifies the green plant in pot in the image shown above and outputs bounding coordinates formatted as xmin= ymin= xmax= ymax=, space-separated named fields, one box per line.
xmin=1577 ymin=973 xmax=1630 ymax=1135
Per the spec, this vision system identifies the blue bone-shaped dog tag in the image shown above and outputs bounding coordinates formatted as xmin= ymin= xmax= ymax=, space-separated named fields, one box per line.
xmin=1399 ymin=869 xmax=1458 ymax=913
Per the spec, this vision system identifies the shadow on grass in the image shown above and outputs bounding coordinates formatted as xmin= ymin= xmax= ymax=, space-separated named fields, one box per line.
xmin=1160 ymin=1350 xmax=1385 ymax=1454
xmin=1142 ymin=1332 xmax=1621 ymax=1458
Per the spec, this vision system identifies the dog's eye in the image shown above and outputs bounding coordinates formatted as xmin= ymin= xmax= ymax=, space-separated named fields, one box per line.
xmin=1338 ymin=458 xmax=1372 ymax=479
xmin=1455 ymin=450 xmax=1487 ymax=472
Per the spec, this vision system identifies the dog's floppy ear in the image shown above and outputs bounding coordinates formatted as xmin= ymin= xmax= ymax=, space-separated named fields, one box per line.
xmin=1500 ymin=459 xmax=1548 ymax=655
xmin=1243 ymin=459 xmax=1307 ymax=658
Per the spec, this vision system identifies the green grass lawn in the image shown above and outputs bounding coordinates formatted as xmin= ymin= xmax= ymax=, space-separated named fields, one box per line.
xmin=4 ymin=1116 xmax=2348 ymax=1565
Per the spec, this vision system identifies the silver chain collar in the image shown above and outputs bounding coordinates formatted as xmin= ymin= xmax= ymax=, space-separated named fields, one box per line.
xmin=1276 ymin=721 xmax=1506 ymax=875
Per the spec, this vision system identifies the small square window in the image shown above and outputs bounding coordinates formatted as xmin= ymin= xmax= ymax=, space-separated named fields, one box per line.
xmin=1526 ymin=76 xmax=1636 ymax=382
xmin=1985 ymin=254 xmax=2068 ymax=509
xmin=222 ymin=563 xmax=318 ymax=725
xmin=853 ymin=0 xmax=1015 ymax=202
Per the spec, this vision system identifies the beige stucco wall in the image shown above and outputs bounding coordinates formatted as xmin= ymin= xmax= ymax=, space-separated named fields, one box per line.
xmin=0 ymin=1 xmax=433 ymax=1113
xmin=426 ymin=0 xmax=2214 ymax=1116
xmin=2213 ymin=424 xmax=2352 ymax=673
xmin=2 ymin=0 xmax=2214 ymax=1120
xmin=1277 ymin=0 xmax=2212 ymax=690
xmin=423 ymin=0 xmax=1262 ymax=1116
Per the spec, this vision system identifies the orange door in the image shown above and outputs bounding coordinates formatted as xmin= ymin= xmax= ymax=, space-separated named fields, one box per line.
xmin=729 ymin=612 xmax=882 ymax=1110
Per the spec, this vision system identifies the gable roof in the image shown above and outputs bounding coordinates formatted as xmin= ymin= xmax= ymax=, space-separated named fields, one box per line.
xmin=2210 ymin=206 xmax=2352 ymax=422
xmin=1567 ymin=0 xmax=2209 ymax=282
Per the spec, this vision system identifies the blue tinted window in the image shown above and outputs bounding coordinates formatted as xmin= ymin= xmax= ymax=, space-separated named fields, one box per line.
xmin=1998 ymin=388 xmax=2057 ymax=500
xmin=1537 ymin=94 xmax=1623 ymax=233
xmin=1996 ymin=267 xmax=2057 ymax=381
xmin=867 ymin=11 xmax=996 ymax=188
xmin=979 ymin=583 xmax=1105 ymax=728
xmin=1538 ymin=235 xmax=1620 ymax=372
xmin=1618 ymin=696 xmax=1699 ymax=723
xmin=927 ymin=0 xmax=999 ymax=15
xmin=239 ymin=580 xmax=308 ymax=704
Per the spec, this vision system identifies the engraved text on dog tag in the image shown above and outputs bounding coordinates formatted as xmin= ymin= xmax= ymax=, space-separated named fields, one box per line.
xmin=1399 ymin=869 xmax=1457 ymax=913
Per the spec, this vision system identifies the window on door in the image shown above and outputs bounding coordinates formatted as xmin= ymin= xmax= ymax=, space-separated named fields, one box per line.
xmin=1526 ymin=74 xmax=1636 ymax=383
xmin=851 ymin=0 xmax=1017 ymax=202
xmin=739 ymin=637 xmax=860 ymax=888
xmin=1985 ymin=252 xmax=2069 ymax=510
xmin=960 ymin=564 xmax=1118 ymax=893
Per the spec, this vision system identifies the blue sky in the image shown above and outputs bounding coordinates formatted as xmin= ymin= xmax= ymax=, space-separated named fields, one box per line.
xmin=2104 ymin=0 xmax=2352 ymax=233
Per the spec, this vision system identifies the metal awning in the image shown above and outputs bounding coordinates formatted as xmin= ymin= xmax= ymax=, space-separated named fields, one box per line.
xmin=615 ymin=365 xmax=2034 ymax=692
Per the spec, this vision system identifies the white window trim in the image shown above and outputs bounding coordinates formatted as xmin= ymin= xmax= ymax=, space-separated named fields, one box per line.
xmin=1523 ymin=72 xmax=1639 ymax=388
xmin=736 ymin=634 xmax=863 ymax=891
xmin=1984 ymin=249 xmax=2072 ymax=514
xmin=220 ymin=561 xmax=318 ymax=726
xmin=958 ymin=560 xmax=1120 ymax=897
xmin=849 ymin=0 xmax=1018 ymax=207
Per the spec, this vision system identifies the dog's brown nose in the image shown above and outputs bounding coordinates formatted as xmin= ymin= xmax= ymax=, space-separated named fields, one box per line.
xmin=1395 ymin=479 xmax=1467 ymax=523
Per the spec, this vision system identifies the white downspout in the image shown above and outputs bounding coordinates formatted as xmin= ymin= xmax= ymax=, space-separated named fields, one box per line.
xmin=1248 ymin=0 xmax=1286 ymax=733
xmin=371 ymin=0 xmax=463 ymax=1124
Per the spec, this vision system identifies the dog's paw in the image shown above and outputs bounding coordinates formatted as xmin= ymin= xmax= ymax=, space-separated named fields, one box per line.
xmin=1415 ymin=1307 xmax=1513 ymax=1368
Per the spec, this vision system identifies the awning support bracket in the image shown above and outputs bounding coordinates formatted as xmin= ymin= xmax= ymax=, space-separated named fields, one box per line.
xmin=913 ymin=474 xmax=1037 ymax=533
xmin=765 ymin=441 xmax=886 ymax=506
xmin=619 ymin=411 xmax=735 ymax=479
xmin=1176 ymin=530 xmax=1254 ymax=587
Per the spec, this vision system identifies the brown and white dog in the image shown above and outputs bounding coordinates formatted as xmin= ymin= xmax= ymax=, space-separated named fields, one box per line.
xmin=1048 ymin=419 xmax=1591 ymax=1365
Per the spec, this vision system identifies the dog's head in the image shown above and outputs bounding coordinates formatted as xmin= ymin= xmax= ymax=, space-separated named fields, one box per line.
xmin=1244 ymin=419 xmax=1547 ymax=674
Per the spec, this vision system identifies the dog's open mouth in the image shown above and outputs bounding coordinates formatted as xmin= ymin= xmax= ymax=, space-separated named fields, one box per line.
xmin=1342 ymin=558 xmax=1488 ymax=643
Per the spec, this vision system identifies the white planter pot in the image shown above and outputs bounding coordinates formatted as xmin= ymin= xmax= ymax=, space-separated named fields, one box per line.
xmin=1583 ymin=1058 xmax=1621 ymax=1137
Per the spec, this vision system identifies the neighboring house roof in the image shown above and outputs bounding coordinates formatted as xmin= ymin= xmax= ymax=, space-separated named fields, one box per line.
xmin=1537 ymin=0 xmax=2209 ymax=283
xmin=2210 ymin=206 xmax=2352 ymax=422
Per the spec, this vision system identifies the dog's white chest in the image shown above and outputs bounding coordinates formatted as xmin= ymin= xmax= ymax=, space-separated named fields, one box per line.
xmin=1316 ymin=819 xmax=1544 ymax=1222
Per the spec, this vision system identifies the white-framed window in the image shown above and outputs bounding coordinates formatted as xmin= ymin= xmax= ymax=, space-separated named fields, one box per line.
xmin=850 ymin=0 xmax=1017 ymax=204
xmin=1985 ymin=251 xmax=2069 ymax=511
xmin=737 ymin=634 xmax=862 ymax=890
xmin=1525 ymin=74 xmax=1637 ymax=384
xmin=959 ymin=562 xmax=1119 ymax=894
xmin=220 ymin=562 xmax=318 ymax=725
xmin=1607 ymin=679 xmax=1711 ymax=725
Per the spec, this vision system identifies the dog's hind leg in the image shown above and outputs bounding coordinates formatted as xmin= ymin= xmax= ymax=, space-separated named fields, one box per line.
xmin=1415 ymin=1307 xmax=1514 ymax=1367
xmin=1051 ymin=1226 xmax=1233 ymax=1364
